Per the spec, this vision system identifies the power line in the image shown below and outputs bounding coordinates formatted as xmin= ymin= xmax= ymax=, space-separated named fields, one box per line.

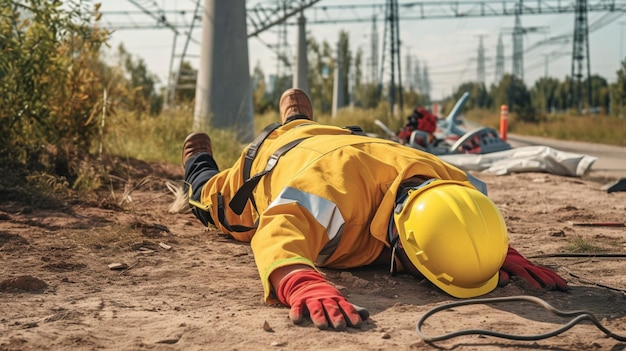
xmin=97 ymin=0 xmax=626 ymax=101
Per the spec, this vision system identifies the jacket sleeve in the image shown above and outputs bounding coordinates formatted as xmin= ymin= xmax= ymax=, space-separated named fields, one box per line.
xmin=250 ymin=188 xmax=340 ymax=304
xmin=197 ymin=157 xmax=259 ymax=243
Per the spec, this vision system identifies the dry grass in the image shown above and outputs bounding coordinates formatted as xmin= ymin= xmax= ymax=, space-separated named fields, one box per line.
xmin=464 ymin=109 xmax=626 ymax=147
xmin=63 ymin=224 xmax=146 ymax=251
xmin=566 ymin=236 xmax=610 ymax=253
xmin=103 ymin=105 xmax=245 ymax=169
xmin=103 ymin=104 xmax=624 ymax=174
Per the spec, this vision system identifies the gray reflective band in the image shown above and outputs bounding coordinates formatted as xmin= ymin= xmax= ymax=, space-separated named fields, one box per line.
xmin=267 ymin=187 xmax=345 ymax=264
xmin=466 ymin=172 xmax=488 ymax=195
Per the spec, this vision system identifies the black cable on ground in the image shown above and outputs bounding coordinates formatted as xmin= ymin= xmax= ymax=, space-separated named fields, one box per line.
xmin=529 ymin=253 xmax=626 ymax=258
xmin=416 ymin=295 xmax=626 ymax=342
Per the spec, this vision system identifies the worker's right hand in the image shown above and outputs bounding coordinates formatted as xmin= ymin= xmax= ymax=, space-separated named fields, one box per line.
xmin=276 ymin=269 xmax=368 ymax=330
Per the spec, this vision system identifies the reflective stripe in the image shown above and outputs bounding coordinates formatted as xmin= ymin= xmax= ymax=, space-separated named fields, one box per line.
xmin=267 ymin=186 xmax=345 ymax=265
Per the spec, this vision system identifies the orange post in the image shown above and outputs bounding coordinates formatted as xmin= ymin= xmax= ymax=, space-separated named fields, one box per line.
xmin=499 ymin=105 xmax=508 ymax=141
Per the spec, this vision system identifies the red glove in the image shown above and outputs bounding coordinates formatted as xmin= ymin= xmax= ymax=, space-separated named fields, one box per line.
xmin=277 ymin=270 xmax=368 ymax=330
xmin=499 ymin=246 xmax=568 ymax=291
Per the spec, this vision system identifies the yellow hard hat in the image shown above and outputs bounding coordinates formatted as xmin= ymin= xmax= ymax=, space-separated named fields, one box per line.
xmin=392 ymin=179 xmax=509 ymax=298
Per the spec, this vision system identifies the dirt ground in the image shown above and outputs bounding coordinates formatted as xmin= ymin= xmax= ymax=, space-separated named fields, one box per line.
xmin=1 ymin=158 xmax=625 ymax=351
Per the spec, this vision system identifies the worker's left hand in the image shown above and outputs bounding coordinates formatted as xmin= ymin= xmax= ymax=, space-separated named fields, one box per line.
xmin=498 ymin=246 xmax=568 ymax=291
xmin=277 ymin=269 xmax=369 ymax=330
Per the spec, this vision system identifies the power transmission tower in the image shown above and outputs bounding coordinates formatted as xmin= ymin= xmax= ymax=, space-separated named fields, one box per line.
xmin=570 ymin=0 xmax=592 ymax=111
xmin=512 ymin=9 xmax=524 ymax=79
xmin=380 ymin=0 xmax=403 ymax=115
xmin=369 ymin=14 xmax=379 ymax=85
xmin=476 ymin=35 xmax=487 ymax=84
xmin=495 ymin=33 xmax=505 ymax=83
xmin=502 ymin=13 xmax=549 ymax=81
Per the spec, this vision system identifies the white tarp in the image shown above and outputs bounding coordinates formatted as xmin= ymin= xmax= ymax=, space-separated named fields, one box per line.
xmin=439 ymin=146 xmax=597 ymax=177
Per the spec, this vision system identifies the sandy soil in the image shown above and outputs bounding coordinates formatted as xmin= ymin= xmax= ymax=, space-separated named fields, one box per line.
xmin=1 ymin=158 xmax=625 ymax=351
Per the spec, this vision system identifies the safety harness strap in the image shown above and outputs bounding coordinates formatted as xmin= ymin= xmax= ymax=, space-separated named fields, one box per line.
xmin=343 ymin=125 xmax=367 ymax=136
xmin=216 ymin=192 xmax=257 ymax=233
xmin=388 ymin=178 xmax=437 ymax=275
xmin=217 ymin=137 xmax=310 ymax=233
xmin=243 ymin=122 xmax=282 ymax=180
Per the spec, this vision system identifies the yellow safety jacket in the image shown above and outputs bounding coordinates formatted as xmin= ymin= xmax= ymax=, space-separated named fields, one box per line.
xmin=193 ymin=119 xmax=472 ymax=303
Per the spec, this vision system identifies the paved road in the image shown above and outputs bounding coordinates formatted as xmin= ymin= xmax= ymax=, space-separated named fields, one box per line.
xmin=506 ymin=133 xmax=626 ymax=182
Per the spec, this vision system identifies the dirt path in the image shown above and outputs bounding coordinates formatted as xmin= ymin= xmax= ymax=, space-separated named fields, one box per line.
xmin=1 ymin=160 xmax=625 ymax=351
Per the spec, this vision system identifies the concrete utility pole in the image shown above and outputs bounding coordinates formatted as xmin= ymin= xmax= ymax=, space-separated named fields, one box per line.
xmin=293 ymin=11 xmax=309 ymax=94
xmin=194 ymin=0 xmax=254 ymax=142
xmin=332 ymin=41 xmax=345 ymax=117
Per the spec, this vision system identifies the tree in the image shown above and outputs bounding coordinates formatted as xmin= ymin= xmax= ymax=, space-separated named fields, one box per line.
xmin=583 ymin=74 xmax=609 ymax=113
xmin=490 ymin=74 xmax=536 ymax=122
xmin=531 ymin=77 xmax=560 ymax=113
xmin=355 ymin=83 xmax=382 ymax=109
xmin=554 ymin=77 xmax=573 ymax=111
xmin=452 ymin=82 xmax=491 ymax=110
xmin=307 ymin=36 xmax=334 ymax=114
xmin=171 ymin=60 xmax=197 ymax=104
xmin=251 ymin=61 xmax=272 ymax=114
xmin=612 ymin=58 xmax=626 ymax=116
xmin=117 ymin=45 xmax=163 ymax=115
xmin=0 ymin=0 xmax=109 ymax=176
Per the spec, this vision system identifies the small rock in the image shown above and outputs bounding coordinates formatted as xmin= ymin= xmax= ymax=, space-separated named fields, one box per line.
xmin=107 ymin=263 xmax=128 ymax=270
xmin=351 ymin=277 xmax=369 ymax=288
xmin=22 ymin=322 xmax=38 ymax=329
xmin=270 ymin=341 xmax=286 ymax=347
xmin=263 ymin=320 xmax=274 ymax=332
xmin=334 ymin=284 xmax=348 ymax=293
xmin=381 ymin=332 xmax=391 ymax=339
xmin=159 ymin=242 xmax=172 ymax=250
xmin=156 ymin=338 xmax=180 ymax=344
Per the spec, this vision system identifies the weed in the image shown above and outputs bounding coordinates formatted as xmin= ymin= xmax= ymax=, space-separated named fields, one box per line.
xmin=566 ymin=236 xmax=608 ymax=253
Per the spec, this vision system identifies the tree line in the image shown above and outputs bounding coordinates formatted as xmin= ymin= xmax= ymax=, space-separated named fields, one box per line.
xmin=249 ymin=30 xmax=626 ymax=123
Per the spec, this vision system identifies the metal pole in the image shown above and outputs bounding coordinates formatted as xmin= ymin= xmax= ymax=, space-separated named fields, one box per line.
xmin=170 ymin=0 xmax=202 ymax=109
xmin=166 ymin=33 xmax=178 ymax=109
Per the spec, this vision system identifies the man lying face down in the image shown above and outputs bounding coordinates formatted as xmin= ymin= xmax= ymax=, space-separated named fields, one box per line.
xmin=181 ymin=88 xmax=568 ymax=330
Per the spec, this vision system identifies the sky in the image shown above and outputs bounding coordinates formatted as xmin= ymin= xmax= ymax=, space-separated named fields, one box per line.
xmin=99 ymin=0 xmax=626 ymax=101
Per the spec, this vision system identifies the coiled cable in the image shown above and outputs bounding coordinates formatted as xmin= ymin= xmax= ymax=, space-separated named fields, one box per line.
xmin=416 ymin=295 xmax=626 ymax=342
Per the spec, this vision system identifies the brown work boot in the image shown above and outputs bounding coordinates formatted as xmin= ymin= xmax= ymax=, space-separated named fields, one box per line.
xmin=279 ymin=88 xmax=313 ymax=124
xmin=182 ymin=132 xmax=213 ymax=167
